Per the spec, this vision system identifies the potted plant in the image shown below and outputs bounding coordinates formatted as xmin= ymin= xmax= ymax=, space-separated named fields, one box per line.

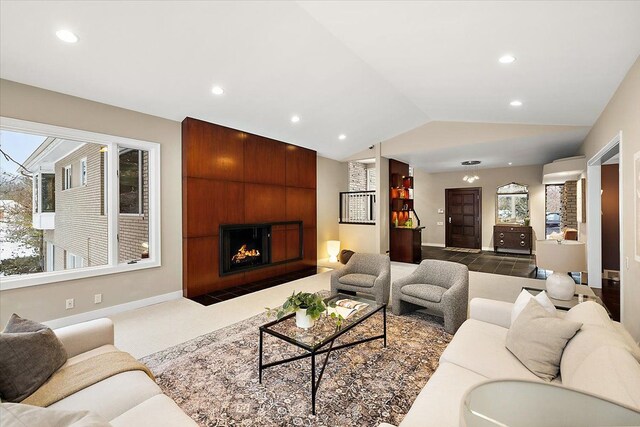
xmin=266 ymin=292 xmax=339 ymax=329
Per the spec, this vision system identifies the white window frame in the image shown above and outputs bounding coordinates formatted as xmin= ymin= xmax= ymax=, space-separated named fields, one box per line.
xmin=63 ymin=165 xmax=72 ymax=190
xmin=0 ymin=117 xmax=162 ymax=291
xmin=80 ymin=157 xmax=87 ymax=186
xmin=65 ymin=251 xmax=84 ymax=269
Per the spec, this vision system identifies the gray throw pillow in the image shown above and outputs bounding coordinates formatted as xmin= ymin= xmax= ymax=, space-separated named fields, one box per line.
xmin=0 ymin=314 xmax=68 ymax=402
xmin=506 ymin=299 xmax=582 ymax=381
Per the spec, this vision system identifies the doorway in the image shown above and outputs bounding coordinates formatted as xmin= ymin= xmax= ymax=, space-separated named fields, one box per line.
xmin=586 ymin=132 xmax=622 ymax=321
xmin=445 ymin=188 xmax=482 ymax=249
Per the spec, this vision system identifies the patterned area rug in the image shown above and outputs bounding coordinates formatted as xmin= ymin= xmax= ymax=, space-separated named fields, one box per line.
xmin=141 ymin=301 xmax=451 ymax=427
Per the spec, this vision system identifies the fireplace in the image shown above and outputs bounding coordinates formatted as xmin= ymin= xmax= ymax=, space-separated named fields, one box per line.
xmin=220 ymin=224 xmax=271 ymax=275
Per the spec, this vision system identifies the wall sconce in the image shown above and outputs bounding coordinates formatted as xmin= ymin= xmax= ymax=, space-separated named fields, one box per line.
xmin=327 ymin=240 xmax=340 ymax=262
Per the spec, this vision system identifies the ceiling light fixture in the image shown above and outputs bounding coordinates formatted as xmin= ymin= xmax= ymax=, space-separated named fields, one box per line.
xmin=510 ymin=100 xmax=523 ymax=107
xmin=499 ymin=55 xmax=516 ymax=64
xmin=508 ymin=162 xmax=513 ymax=166
xmin=462 ymin=160 xmax=481 ymax=183
xmin=56 ymin=29 xmax=78 ymax=43
xmin=211 ymin=86 xmax=224 ymax=95
xmin=291 ymin=115 xmax=300 ymax=123
xmin=338 ymin=134 xmax=346 ymax=140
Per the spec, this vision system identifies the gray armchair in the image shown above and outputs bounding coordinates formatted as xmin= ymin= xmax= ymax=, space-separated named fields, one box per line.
xmin=392 ymin=260 xmax=469 ymax=334
xmin=330 ymin=253 xmax=391 ymax=304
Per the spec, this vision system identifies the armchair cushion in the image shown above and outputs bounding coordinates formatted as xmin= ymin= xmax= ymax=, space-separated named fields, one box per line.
xmin=339 ymin=273 xmax=377 ymax=288
xmin=401 ymin=284 xmax=446 ymax=303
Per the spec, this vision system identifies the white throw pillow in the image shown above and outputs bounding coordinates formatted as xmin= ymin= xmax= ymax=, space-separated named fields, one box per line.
xmin=511 ymin=289 xmax=557 ymax=325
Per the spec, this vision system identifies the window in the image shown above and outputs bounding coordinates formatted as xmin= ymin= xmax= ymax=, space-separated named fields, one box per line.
xmin=496 ymin=183 xmax=529 ymax=224
xmin=46 ymin=242 xmax=55 ymax=272
xmin=41 ymin=174 xmax=55 ymax=212
xmin=65 ymin=251 xmax=84 ymax=269
xmin=119 ymin=149 xmax=142 ymax=214
xmin=0 ymin=117 xmax=161 ymax=290
xmin=80 ymin=157 xmax=87 ymax=186
xmin=63 ymin=165 xmax=72 ymax=190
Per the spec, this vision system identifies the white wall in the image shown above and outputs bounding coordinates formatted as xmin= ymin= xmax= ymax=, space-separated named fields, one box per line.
xmin=338 ymin=224 xmax=378 ymax=254
xmin=0 ymin=79 xmax=182 ymax=325
xmin=413 ymin=165 xmax=545 ymax=251
xmin=578 ymin=58 xmax=640 ymax=343
xmin=316 ymin=156 xmax=347 ymax=259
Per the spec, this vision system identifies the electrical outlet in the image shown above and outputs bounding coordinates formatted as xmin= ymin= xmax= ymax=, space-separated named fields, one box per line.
xmin=65 ymin=299 xmax=74 ymax=310
xmin=437 ymin=221 xmax=444 ymax=226
xmin=94 ymin=294 xmax=102 ymax=304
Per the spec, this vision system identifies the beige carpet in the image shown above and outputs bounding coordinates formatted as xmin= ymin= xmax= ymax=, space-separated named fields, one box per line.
xmin=141 ymin=304 xmax=451 ymax=426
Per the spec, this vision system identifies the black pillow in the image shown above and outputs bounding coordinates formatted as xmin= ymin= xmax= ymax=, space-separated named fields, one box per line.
xmin=0 ymin=314 xmax=67 ymax=402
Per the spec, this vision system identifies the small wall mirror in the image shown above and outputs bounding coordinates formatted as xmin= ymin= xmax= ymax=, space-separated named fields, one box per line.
xmin=496 ymin=182 xmax=529 ymax=224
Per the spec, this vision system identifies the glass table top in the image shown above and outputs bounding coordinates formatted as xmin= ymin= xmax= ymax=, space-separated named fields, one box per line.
xmin=261 ymin=293 xmax=384 ymax=351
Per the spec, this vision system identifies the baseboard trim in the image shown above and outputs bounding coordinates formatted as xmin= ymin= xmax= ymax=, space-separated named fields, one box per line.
xmin=422 ymin=243 xmax=445 ymax=247
xmin=44 ymin=290 xmax=183 ymax=329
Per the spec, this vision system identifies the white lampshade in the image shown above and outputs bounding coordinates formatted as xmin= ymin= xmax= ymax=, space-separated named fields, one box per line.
xmin=327 ymin=240 xmax=340 ymax=262
xmin=536 ymin=240 xmax=586 ymax=272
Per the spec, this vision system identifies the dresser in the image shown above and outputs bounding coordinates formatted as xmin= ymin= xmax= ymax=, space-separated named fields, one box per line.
xmin=493 ymin=225 xmax=533 ymax=254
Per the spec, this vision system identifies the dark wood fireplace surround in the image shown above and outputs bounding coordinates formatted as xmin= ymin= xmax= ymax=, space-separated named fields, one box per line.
xmin=182 ymin=117 xmax=317 ymax=298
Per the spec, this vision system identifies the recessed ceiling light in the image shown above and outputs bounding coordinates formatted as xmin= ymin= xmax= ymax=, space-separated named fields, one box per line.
xmin=338 ymin=134 xmax=346 ymax=140
xmin=510 ymin=100 xmax=523 ymax=107
xmin=291 ymin=115 xmax=300 ymax=123
xmin=211 ymin=86 xmax=224 ymax=95
xmin=499 ymin=55 xmax=516 ymax=64
xmin=56 ymin=29 xmax=78 ymax=43
xmin=508 ymin=162 xmax=513 ymax=166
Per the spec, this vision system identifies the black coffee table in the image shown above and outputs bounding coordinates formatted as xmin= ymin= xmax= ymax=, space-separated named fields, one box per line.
xmin=258 ymin=293 xmax=386 ymax=414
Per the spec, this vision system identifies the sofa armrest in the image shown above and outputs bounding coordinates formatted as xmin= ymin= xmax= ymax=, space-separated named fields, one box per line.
xmin=54 ymin=318 xmax=115 ymax=358
xmin=469 ymin=298 xmax=513 ymax=329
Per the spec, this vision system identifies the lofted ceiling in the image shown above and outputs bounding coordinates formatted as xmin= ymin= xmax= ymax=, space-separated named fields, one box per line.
xmin=1 ymin=1 xmax=639 ymax=166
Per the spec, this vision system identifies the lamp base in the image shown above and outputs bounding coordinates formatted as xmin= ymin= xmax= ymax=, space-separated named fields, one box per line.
xmin=545 ymin=272 xmax=576 ymax=300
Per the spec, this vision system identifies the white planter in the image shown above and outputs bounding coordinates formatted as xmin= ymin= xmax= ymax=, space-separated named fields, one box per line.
xmin=295 ymin=309 xmax=315 ymax=329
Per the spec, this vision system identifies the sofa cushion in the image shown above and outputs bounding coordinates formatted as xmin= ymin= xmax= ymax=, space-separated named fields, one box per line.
xmin=511 ymin=289 xmax=556 ymax=325
xmin=339 ymin=273 xmax=376 ymax=288
xmin=564 ymin=301 xmax=615 ymax=332
xmin=0 ymin=314 xmax=68 ymax=402
xmin=564 ymin=345 xmax=640 ymax=411
xmin=399 ymin=362 xmax=488 ymax=427
xmin=110 ymin=394 xmax=198 ymax=427
xmin=401 ymin=284 xmax=446 ymax=303
xmin=440 ymin=319 xmax=540 ymax=381
xmin=560 ymin=323 xmax=639 ymax=384
xmin=506 ymin=299 xmax=582 ymax=381
xmin=49 ymin=370 xmax=161 ymax=421
xmin=0 ymin=402 xmax=111 ymax=427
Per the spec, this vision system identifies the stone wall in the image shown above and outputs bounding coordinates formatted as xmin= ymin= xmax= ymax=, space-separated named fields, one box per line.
xmin=561 ymin=180 xmax=578 ymax=229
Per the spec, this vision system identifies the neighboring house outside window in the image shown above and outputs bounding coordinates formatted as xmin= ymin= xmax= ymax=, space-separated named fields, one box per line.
xmin=80 ymin=157 xmax=87 ymax=186
xmin=65 ymin=250 xmax=84 ymax=269
xmin=46 ymin=242 xmax=55 ymax=272
xmin=26 ymin=140 xmax=151 ymax=271
xmin=63 ymin=165 xmax=72 ymax=190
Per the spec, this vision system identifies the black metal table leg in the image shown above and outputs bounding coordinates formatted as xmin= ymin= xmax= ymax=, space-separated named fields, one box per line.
xmin=259 ymin=329 xmax=263 ymax=384
xmin=383 ymin=306 xmax=387 ymax=348
xmin=311 ymin=352 xmax=316 ymax=415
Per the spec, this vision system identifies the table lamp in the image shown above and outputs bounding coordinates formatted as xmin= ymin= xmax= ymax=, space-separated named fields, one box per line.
xmin=327 ymin=240 xmax=340 ymax=263
xmin=535 ymin=240 xmax=586 ymax=300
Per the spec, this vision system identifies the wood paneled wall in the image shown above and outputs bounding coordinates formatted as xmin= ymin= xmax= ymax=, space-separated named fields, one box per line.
xmin=182 ymin=117 xmax=317 ymax=297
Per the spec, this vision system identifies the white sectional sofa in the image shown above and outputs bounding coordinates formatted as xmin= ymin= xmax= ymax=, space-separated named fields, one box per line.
xmin=381 ymin=298 xmax=640 ymax=427
xmin=49 ymin=318 xmax=197 ymax=426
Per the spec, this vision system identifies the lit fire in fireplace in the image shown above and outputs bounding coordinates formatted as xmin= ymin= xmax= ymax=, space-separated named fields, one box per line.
xmin=231 ymin=244 xmax=261 ymax=264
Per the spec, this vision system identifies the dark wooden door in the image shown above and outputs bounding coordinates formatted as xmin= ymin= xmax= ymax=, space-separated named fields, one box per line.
xmin=445 ymin=188 xmax=482 ymax=249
